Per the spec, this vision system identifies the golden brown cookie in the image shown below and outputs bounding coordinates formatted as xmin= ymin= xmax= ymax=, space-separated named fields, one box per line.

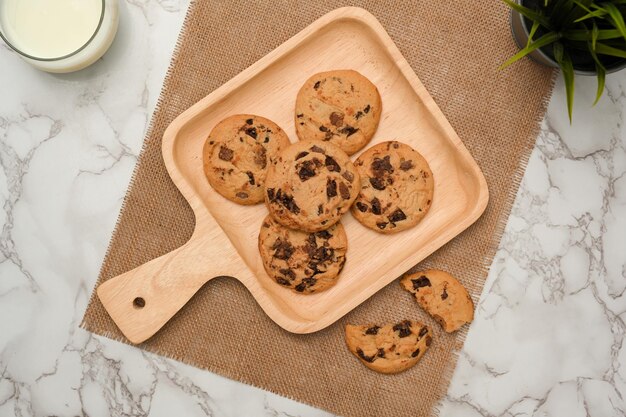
xmin=203 ymin=114 xmax=291 ymax=204
xmin=345 ymin=320 xmax=432 ymax=374
xmin=264 ymin=140 xmax=360 ymax=232
xmin=258 ymin=215 xmax=347 ymax=294
xmin=351 ymin=141 xmax=434 ymax=234
xmin=400 ymin=269 xmax=474 ymax=333
xmin=295 ymin=70 xmax=382 ymax=155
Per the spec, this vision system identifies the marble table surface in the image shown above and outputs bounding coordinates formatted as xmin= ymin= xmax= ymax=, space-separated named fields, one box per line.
xmin=1 ymin=1 xmax=625 ymax=416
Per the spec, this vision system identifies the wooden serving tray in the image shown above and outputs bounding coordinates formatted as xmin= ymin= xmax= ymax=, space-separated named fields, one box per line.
xmin=97 ymin=7 xmax=488 ymax=344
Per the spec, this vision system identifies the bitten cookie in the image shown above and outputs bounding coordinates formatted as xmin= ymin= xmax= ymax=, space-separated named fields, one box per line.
xmin=203 ymin=114 xmax=291 ymax=204
xmin=264 ymin=140 xmax=360 ymax=232
xmin=351 ymin=141 xmax=434 ymax=234
xmin=400 ymin=269 xmax=474 ymax=333
xmin=258 ymin=215 xmax=347 ymax=294
xmin=345 ymin=320 xmax=432 ymax=374
xmin=295 ymin=70 xmax=382 ymax=155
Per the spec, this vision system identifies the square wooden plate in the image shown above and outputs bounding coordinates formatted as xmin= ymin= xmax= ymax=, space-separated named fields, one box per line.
xmin=97 ymin=7 xmax=488 ymax=344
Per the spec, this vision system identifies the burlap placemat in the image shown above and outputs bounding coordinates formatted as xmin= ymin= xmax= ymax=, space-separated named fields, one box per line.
xmin=81 ymin=1 xmax=555 ymax=416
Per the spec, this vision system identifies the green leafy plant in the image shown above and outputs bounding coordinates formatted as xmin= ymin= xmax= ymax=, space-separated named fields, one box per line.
xmin=501 ymin=0 xmax=626 ymax=121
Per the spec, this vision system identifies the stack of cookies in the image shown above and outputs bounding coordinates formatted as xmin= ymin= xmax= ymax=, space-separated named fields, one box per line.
xmin=203 ymin=69 xmax=435 ymax=294
xmin=202 ymin=69 xmax=472 ymax=374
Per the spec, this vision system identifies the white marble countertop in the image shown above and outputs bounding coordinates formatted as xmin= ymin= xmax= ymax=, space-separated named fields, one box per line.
xmin=1 ymin=1 xmax=625 ymax=416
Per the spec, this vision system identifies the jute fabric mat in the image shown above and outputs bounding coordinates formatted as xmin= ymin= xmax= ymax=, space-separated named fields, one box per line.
xmin=82 ymin=1 xmax=555 ymax=415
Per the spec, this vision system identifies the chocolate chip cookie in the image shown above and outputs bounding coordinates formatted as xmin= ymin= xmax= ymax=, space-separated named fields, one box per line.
xmin=258 ymin=215 xmax=347 ymax=294
xmin=295 ymin=70 xmax=382 ymax=155
xmin=345 ymin=320 xmax=432 ymax=374
xmin=264 ymin=140 xmax=360 ymax=232
xmin=351 ymin=141 xmax=434 ymax=234
xmin=400 ymin=269 xmax=474 ymax=333
xmin=203 ymin=114 xmax=291 ymax=204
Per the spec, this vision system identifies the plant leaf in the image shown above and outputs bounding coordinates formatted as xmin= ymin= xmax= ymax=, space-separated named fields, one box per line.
xmin=596 ymin=41 xmax=626 ymax=57
xmin=589 ymin=47 xmax=606 ymax=105
xmin=527 ymin=20 xmax=541 ymax=48
xmin=594 ymin=66 xmax=606 ymax=105
xmin=574 ymin=9 xmax=608 ymax=22
xmin=592 ymin=21 xmax=599 ymax=49
xmin=572 ymin=0 xmax=593 ymax=12
xmin=562 ymin=0 xmax=591 ymax=25
xmin=603 ymin=2 xmax=626 ymax=41
xmin=553 ymin=43 xmax=575 ymax=123
xmin=501 ymin=0 xmax=550 ymax=26
xmin=551 ymin=0 xmax=576 ymax=27
xmin=500 ymin=32 xmax=561 ymax=69
xmin=562 ymin=28 xmax=622 ymax=40
xmin=566 ymin=0 xmax=594 ymax=23
xmin=601 ymin=38 xmax=626 ymax=46
xmin=574 ymin=0 xmax=593 ymax=13
xmin=551 ymin=0 xmax=571 ymax=12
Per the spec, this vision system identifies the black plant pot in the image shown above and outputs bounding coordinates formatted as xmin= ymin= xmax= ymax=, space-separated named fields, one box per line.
xmin=510 ymin=0 xmax=626 ymax=75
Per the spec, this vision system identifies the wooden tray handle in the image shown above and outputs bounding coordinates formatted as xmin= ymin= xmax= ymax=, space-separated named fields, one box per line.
xmin=97 ymin=236 xmax=227 ymax=344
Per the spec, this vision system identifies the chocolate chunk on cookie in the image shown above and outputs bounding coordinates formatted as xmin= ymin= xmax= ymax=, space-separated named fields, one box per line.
xmin=264 ymin=140 xmax=360 ymax=232
xmin=345 ymin=320 xmax=432 ymax=374
xmin=202 ymin=114 xmax=291 ymax=205
xmin=295 ymin=70 xmax=382 ymax=155
xmin=351 ymin=141 xmax=434 ymax=234
xmin=400 ymin=269 xmax=474 ymax=332
xmin=258 ymin=215 xmax=347 ymax=294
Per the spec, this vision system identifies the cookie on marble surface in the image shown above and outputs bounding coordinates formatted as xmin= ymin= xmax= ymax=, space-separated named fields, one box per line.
xmin=203 ymin=114 xmax=291 ymax=205
xmin=400 ymin=269 xmax=474 ymax=333
xmin=345 ymin=320 xmax=432 ymax=374
xmin=351 ymin=141 xmax=433 ymax=234
xmin=258 ymin=215 xmax=347 ymax=294
xmin=295 ymin=70 xmax=382 ymax=155
xmin=264 ymin=140 xmax=360 ymax=232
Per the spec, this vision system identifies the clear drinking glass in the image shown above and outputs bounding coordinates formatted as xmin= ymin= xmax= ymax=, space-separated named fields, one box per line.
xmin=0 ymin=0 xmax=119 ymax=73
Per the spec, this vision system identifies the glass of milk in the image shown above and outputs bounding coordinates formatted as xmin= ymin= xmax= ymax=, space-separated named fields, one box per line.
xmin=0 ymin=0 xmax=119 ymax=73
